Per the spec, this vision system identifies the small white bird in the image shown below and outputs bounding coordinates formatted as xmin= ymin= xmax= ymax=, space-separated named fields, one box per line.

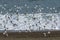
xmin=3 ymin=31 xmax=8 ymax=37
xmin=43 ymin=33 xmax=46 ymax=37
xmin=3 ymin=31 xmax=7 ymax=35
xmin=48 ymin=31 xmax=51 ymax=34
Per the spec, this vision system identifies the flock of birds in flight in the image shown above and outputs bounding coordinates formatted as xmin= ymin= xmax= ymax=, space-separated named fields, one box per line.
xmin=0 ymin=4 xmax=60 ymax=37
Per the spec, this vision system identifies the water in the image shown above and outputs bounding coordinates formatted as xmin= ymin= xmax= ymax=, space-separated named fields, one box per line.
xmin=0 ymin=0 xmax=60 ymax=14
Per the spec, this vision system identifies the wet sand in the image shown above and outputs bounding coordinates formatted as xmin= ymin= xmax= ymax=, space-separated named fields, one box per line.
xmin=0 ymin=31 xmax=60 ymax=40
